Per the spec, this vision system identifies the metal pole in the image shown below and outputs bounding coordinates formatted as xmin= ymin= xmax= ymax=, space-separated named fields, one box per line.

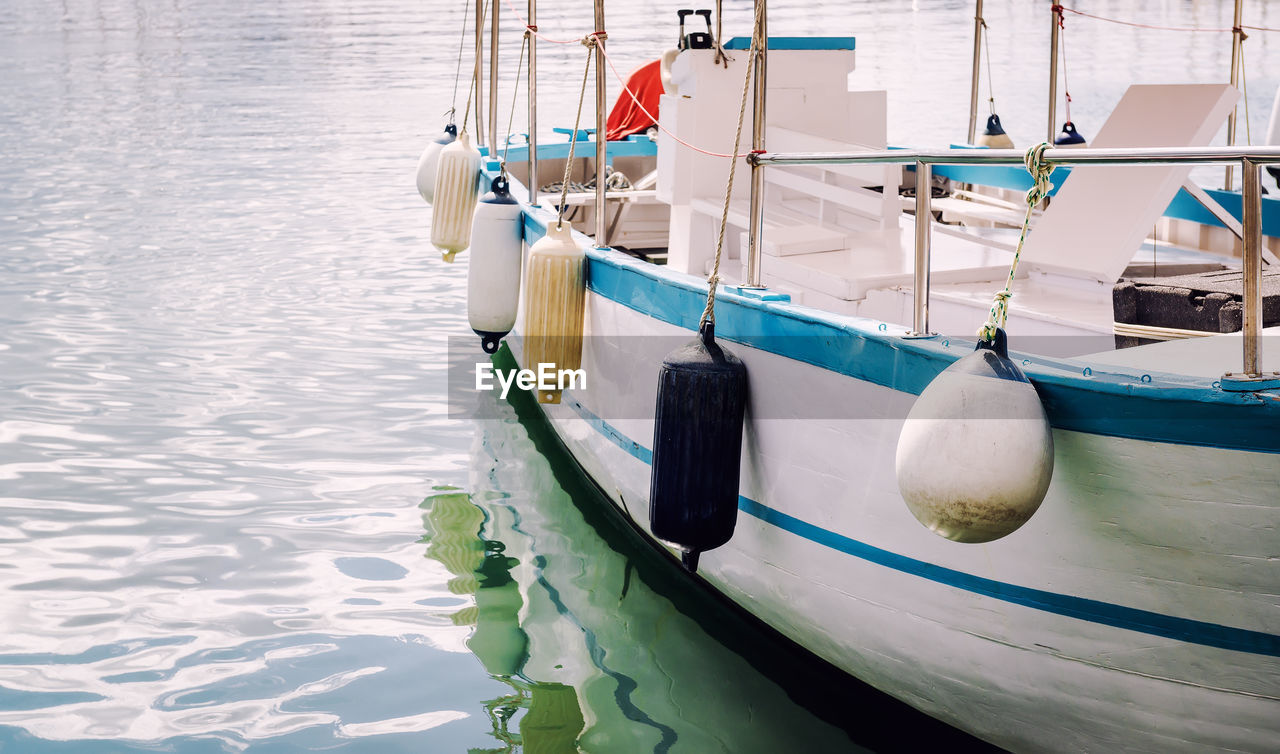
xmin=1047 ymin=1 xmax=1059 ymax=144
xmin=474 ymin=0 xmax=485 ymax=148
xmin=967 ymin=0 xmax=984 ymax=145
xmin=593 ymin=0 xmax=606 ymax=245
xmin=745 ymin=0 xmax=768 ymax=288
xmin=911 ymin=161 xmax=933 ymax=336
xmin=1241 ymin=158 xmax=1262 ymax=375
xmin=755 ymin=145 xmax=1280 ymax=168
xmin=1225 ymin=0 xmax=1243 ymax=191
xmin=488 ymin=0 xmax=499 ymax=159
xmin=527 ymin=0 xmax=538 ymax=205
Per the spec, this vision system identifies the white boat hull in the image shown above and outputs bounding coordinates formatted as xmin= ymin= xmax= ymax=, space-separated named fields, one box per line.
xmin=505 ymin=282 xmax=1280 ymax=753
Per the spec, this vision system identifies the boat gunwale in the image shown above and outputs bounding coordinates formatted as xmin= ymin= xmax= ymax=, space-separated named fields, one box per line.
xmin=497 ymin=169 xmax=1280 ymax=454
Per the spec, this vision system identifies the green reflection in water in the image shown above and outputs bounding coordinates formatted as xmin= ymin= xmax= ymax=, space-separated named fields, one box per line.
xmin=422 ymin=490 xmax=585 ymax=754
xmin=415 ymin=344 xmax=988 ymax=753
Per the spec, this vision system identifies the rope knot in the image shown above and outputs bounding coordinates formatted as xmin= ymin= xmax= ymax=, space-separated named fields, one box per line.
xmin=1023 ymin=142 xmax=1055 ymax=206
xmin=583 ymin=31 xmax=606 ymax=47
xmin=977 ymin=144 xmax=1052 ymax=342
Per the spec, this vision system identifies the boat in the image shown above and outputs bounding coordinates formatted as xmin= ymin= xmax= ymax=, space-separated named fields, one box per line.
xmin=430 ymin=2 xmax=1280 ymax=750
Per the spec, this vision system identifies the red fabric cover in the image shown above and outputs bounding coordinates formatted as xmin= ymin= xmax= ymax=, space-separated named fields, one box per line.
xmin=606 ymin=59 xmax=662 ymax=141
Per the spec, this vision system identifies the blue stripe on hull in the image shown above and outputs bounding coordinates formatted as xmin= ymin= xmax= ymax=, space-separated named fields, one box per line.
xmin=517 ymin=204 xmax=1279 ymax=454
xmin=562 ymin=395 xmax=1280 ymax=658
xmin=564 ymin=238 xmax=1280 ymax=454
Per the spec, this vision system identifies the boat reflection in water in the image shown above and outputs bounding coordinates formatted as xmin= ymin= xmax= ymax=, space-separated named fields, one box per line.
xmin=418 ymin=390 xmax=900 ymax=753
xmin=422 ymin=489 xmax=583 ymax=753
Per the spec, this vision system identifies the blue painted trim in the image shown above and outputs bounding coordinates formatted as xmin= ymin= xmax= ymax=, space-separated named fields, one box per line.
xmin=561 ymin=396 xmax=1280 ymax=658
xmin=500 ymin=134 xmax=658 ymax=165
xmin=934 ymin=145 xmax=1280 ymax=237
xmin=505 ymin=177 xmax=1280 ymax=454
xmin=932 ymin=160 xmax=1070 ymax=198
xmin=724 ymin=36 xmax=855 ymax=51
xmin=565 ymin=395 xmax=653 ymax=466
xmin=575 ymin=247 xmax=1280 ymax=454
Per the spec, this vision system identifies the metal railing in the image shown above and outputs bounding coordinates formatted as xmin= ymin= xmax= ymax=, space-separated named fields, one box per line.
xmin=749 ymin=145 xmax=1280 ymax=388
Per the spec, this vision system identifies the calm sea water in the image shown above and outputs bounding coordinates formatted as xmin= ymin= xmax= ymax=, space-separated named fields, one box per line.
xmin=0 ymin=1 xmax=1275 ymax=751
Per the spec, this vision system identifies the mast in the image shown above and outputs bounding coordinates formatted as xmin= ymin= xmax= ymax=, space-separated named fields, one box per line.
xmin=745 ymin=0 xmax=767 ymax=288
xmin=527 ymin=0 xmax=538 ymax=204
xmin=1225 ymin=0 xmax=1244 ymax=190
xmin=593 ymin=0 xmax=606 ymax=244
xmin=489 ymin=0 xmax=499 ymax=159
xmin=967 ymin=0 xmax=984 ymax=145
xmin=474 ymin=0 xmax=485 ymax=147
xmin=1047 ymin=1 xmax=1059 ymax=144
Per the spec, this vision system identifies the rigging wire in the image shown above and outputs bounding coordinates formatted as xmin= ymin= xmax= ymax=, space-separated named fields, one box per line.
xmin=598 ymin=45 xmax=748 ymax=158
xmin=1056 ymin=8 xmax=1074 ymax=124
xmin=460 ymin=4 xmax=484 ymax=134
xmin=447 ymin=0 xmax=471 ymax=124
xmin=1239 ymin=35 xmax=1253 ymax=145
xmin=493 ymin=0 xmax=747 ymax=157
xmin=982 ymin=17 xmax=997 ymax=115
xmin=499 ymin=0 xmax=577 ymax=45
xmin=500 ymin=32 xmax=529 ymax=174
xmin=1057 ymin=4 xmax=1279 ymax=34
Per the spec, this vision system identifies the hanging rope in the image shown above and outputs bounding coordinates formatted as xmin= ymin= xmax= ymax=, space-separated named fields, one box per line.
xmin=498 ymin=0 xmax=578 ymax=44
xmin=462 ymin=0 xmax=490 ymax=133
xmin=700 ymin=1 xmax=762 ymax=328
xmin=981 ymin=17 xmax=997 ymax=115
xmin=460 ymin=35 xmax=477 ymax=132
xmin=488 ymin=0 xmax=746 ymax=158
xmin=1056 ymin=7 xmax=1074 ymax=123
xmin=553 ymin=35 xmax=599 ymax=229
xmin=1057 ymin=5 xmax=1280 ymax=34
xmin=499 ymin=33 xmax=529 ymax=175
xmin=1238 ymin=32 xmax=1253 ymax=145
xmin=977 ymin=143 xmax=1055 ymax=343
xmin=597 ymin=44 xmax=748 ymax=159
xmin=447 ymin=0 xmax=471 ymax=124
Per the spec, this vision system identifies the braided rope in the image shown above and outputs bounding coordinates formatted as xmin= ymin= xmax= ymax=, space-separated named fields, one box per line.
xmin=554 ymin=37 xmax=597 ymax=230
xmin=977 ymin=142 xmax=1054 ymax=343
xmin=699 ymin=0 xmax=762 ymax=328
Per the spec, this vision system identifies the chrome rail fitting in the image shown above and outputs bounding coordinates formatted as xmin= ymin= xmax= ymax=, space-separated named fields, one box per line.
xmin=746 ymin=145 xmax=1280 ymax=388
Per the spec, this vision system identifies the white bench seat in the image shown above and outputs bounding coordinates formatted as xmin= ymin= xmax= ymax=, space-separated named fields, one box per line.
xmin=760 ymin=215 xmax=1019 ymax=301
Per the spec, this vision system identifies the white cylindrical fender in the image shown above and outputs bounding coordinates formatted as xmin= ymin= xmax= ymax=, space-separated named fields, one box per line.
xmin=431 ymin=130 xmax=483 ymax=262
xmin=895 ymin=332 xmax=1054 ymax=543
xmin=520 ymin=221 xmax=585 ymax=404
xmin=416 ymin=123 xmax=457 ymax=204
xmin=468 ymin=175 xmax=524 ymax=354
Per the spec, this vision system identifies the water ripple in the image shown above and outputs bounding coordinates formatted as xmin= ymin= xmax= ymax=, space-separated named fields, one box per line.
xmin=5 ymin=0 xmax=1271 ymax=750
